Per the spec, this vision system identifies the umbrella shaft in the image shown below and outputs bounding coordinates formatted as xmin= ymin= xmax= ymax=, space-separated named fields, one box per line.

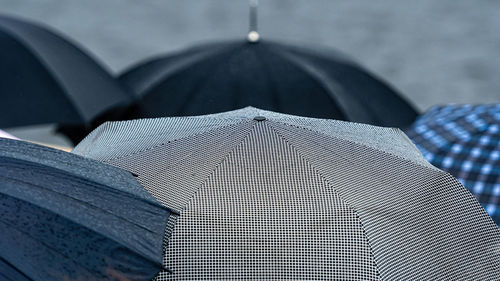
xmin=249 ymin=0 xmax=258 ymax=32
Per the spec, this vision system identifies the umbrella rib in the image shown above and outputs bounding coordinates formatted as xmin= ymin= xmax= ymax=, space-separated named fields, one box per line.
xmin=264 ymin=121 xmax=382 ymax=278
xmin=0 ymin=168 xmax=169 ymax=233
xmin=0 ymin=175 xmax=166 ymax=268
xmin=174 ymin=44 xmax=250 ymax=115
xmin=273 ymin=45 xmax=403 ymax=125
xmin=264 ymin=44 xmax=350 ymax=120
xmin=75 ymin=115 xmax=250 ymax=158
xmin=2 ymin=211 xmax=175 ymax=277
xmin=2 ymin=142 xmax=183 ymax=215
xmin=269 ymin=118 xmax=440 ymax=172
xmin=0 ymin=256 xmax=34 ymax=281
xmin=158 ymin=122 xmax=259 ymax=275
xmin=0 ymin=151 xmax=178 ymax=214
xmin=252 ymin=45 xmax=281 ymax=111
xmin=0 ymin=219 xmax=102 ymax=278
xmin=176 ymin=121 xmax=258 ymax=212
xmin=101 ymin=119 xmax=252 ymax=163
xmin=278 ymin=47 xmax=403 ymax=125
xmin=277 ymin=43 xmax=418 ymax=120
xmin=131 ymin=44 xmax=237 ymax=97
xmin=0 ymin=24 xmax=90 ymax=124
xmin=267 ymin=120 xmax=456 ymax=209
xmin=266 ymin=121 xmax=475 ymax=251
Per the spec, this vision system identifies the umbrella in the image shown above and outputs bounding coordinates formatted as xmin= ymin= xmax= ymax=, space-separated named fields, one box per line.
xmin=118 ymin=40 xmax=418 ymax=128
xmin=0 ymin=15 xmax=133 ymax=142
xmin=0 ymin=138 xmax=174 ymax=280
xmin=406 ymin=104 xmax=500 ymax=226
xmin=74 ymin=107 xmax=500 ymax=280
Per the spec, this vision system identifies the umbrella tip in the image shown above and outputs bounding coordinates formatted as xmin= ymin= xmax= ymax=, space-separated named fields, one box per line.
xmin=247 ymin=31 xmax=260 ymax=43
xmin=247 ymin=0 xmax=259 ymax=43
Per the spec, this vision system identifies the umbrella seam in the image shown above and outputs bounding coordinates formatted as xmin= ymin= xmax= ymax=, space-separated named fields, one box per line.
xmin=0 ymin=219 xmax=106 ymax=279
xmin=265 ymin=121 xmax=382 ymax=279
xmin=0 ymin=175 xmax=167 ymax=266
xmin=162 ymin=121 xmax=259 ymax=275
xmin=273 ymin=44 xmax=418 ymax=124
xmin=125 ymin=125 xmax=255 ymax=183
xmin=265 ymin=44 xmax=352 ymax=120
xmin=269 ymin=120 xmax=500 ymax=276
xmin=100 ymin=119 xmax=252 ymax=162
xmin=101 ymin=117 xmax=247 ymax=145
xmin=172 ymin=43 xmax=250 ymax=115
xmin=268 ymin=120 xmax=493 ymax=224
xmin=253 ymin=44 xmax=283 ymax=111
xmin=0 ymin=24 xmax=91 ymax=124
xmin=0 ymin=144 xmax=167 ymax=207
xmin=177 ymin=121 xmax=258 ymax=212
xmin=270 ymin=118 xmax=441 ymax=172
xmin=125 ymin=43 xmax=237 ymax=97
xmin=74 ymin=107 xmax=268 ymax=152
xmin=74 ymin=115 xmax=249 ymax=156
xmin=0 ymin=256 xmax=34 ymax=281
xmin=0 ymin=168 xmax=169 ymax=234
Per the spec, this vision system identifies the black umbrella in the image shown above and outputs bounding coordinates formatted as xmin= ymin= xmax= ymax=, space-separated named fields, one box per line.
xmin=0 ymin=15 xmax=133 ymax=142
xmin=119 ymin=39 xmax=418 ymax=128
xmin=0 ymin=138 xmax=174 ymax=280
xmin=74 ymin=107 xmax=500 ymax=280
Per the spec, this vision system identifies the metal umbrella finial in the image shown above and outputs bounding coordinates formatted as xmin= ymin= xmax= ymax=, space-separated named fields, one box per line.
xmin=247 ymin=0 xmax=260 ymax=43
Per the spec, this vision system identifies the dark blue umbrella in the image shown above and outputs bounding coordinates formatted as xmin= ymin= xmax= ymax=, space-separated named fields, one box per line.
xmin=118 ymin=40 xmax=418 ymax=128
xmin=0 ymin=14 xmax=133 ymax=143
xmin=0 ymin=257 xmax=31 ymax=281
xmin=406 ymin=104 xmax=500 ymax=226
xmin=0 ymin=138 xmax=174 ymax=280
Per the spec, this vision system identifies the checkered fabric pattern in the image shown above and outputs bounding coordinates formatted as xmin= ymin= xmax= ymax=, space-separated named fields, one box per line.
xmin=74 ymin=107 xmax=500 ymax=280
xmin=406 ymin=104 xmax=500 ymax=226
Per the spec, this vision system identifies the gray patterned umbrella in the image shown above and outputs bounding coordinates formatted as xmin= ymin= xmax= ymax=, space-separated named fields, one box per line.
xmin=73 ymin=107 xmax=500 ymax=280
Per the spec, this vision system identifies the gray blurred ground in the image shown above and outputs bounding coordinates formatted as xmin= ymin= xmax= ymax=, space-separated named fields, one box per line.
xmin=1 ymin=0 xmax=500 ymax=145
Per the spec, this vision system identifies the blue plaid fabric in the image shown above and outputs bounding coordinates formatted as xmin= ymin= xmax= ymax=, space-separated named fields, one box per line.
xmin=406 ymin=104 xmax=500 ymax=226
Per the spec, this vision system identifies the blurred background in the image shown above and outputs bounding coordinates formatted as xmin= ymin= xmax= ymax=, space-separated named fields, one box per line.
xmin=1 ymin=0 xmax=500 ymax=145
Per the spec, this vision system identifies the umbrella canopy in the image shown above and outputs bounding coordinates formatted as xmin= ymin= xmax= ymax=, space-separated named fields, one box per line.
xmin=406 ymin=104 xmax=500 ymax=226
xmin=0 ymin=138 xmax=174 ymax=280
xmin=0 ymin=15 xmax=132 ymax=129
xmin=118 ymin=41 xmax=418 ymax=128
xmin=74 ymin=107 xmax=500 ymax=280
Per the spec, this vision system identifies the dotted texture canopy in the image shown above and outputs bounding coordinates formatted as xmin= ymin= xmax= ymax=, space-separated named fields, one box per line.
xmin=73 ymin=107 xmax=500 ymax=280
